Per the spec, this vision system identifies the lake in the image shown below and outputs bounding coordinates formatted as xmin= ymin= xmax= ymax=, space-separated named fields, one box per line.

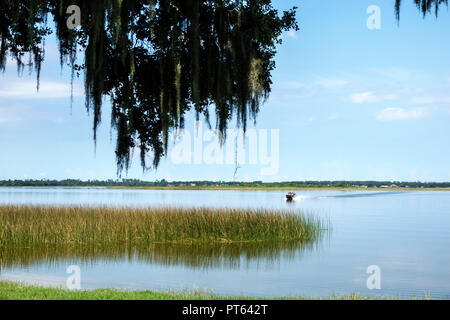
xmin=1 ymin=187 xmax=450 ymax=299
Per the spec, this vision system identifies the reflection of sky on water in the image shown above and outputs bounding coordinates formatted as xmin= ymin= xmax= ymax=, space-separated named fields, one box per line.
xmin=1 ymin=188 xmax=450 ymax=299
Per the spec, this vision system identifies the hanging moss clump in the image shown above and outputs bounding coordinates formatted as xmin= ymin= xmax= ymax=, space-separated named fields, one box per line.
xmin=395 ymin=0 xmax=448 ymax=20
xmin=1 ymin=1 xmax=445 ymax=174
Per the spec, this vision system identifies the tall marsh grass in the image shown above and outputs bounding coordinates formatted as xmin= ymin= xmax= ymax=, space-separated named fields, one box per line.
xmin=0 ymin=206 xmax=325 ymax=249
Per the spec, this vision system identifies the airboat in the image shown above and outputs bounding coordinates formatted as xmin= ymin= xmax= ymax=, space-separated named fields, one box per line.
xmin=285 ymin=192 xmax=296 ymax=201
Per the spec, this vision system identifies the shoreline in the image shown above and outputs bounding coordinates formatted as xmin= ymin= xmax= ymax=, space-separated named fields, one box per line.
xmin=0 ymin=281 xmax=420 ymax=300
xmin=107 ymin=186 xmax=450 ymax=191
xmin=1 ymin=186 xmax=449 ymax=191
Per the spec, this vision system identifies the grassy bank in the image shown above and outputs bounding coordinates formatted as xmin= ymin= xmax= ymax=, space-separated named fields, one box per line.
xmin=0 ymin=206 xmax=325 ymax=249
xmin=0 ymin=281 xmax=403 ymax=300
xmin=0 ymin=281 xmax=221 ymax=300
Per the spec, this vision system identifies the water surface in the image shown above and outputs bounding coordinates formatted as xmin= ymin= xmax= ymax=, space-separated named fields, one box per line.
xmin=1 ymin=187 xmax=449 ymax=299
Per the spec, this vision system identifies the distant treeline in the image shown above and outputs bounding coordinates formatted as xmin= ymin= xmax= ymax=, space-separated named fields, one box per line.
xmin=0 ymin=179 xmax=449 ymax=188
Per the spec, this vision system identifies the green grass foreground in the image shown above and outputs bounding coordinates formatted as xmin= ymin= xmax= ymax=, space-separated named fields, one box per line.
xmin=0 ymin=206 xmax=325 ymax=248
xmin=0 ymin=281 xmax=406 ymax=300
xmin=0 ymin=281 xmax=220 ymax=300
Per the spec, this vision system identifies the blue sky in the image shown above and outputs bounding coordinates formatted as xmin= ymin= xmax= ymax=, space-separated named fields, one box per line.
xmin=1 ymin=0 xmax=450 ymax=182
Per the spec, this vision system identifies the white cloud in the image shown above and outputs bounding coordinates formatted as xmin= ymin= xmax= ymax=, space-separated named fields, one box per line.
xmin=371 ymin=67 xmax=417 ymax=82
xmin=316 ymin=78 xmax=348 ymax=88
xmin=0 ymin=104 xmax=69 ymax=124
xmin=411 ymin=96 xmax=450 ymax=104
xmin=350 ymin=91 xmax=375 ymax=103
xmin=411 ymin=97 xmax=437 ymax=104
xmin=0 ymin=78 xmax=83 ymax=99
xmin=281 ymin=81 xmax=309 ymax=89
xmin=0 ymin=113 xmax=22 ymax=124
xmin=285 ymin=30 xmax=298 ymax=39
xmin=306 ymin=114 xmax=338 ymax=122
xmin=327 ymin=114 xmax=339 ymax=120
xmin=376 ymin=107 xmax=429 ymax=121
xmin=0 ymin=105 xmax=31 ymax=123
xmin=349 ymin=91 xmax=397 ymax=104
xmin=281 ymin=78 xmax=349 ymax=90
xmin=278 ymin=30 xmax=298 ymax=41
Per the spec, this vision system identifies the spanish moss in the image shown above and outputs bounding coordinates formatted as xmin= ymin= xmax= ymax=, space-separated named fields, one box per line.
xmin=395 ymin=0 xmax=448 ymax=20
xmin=2 ymin=1 xmax=442 ymax=174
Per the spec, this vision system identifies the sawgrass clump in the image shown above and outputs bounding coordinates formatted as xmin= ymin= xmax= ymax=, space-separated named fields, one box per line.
xmin=0 ymin=206 xmax=325 ymax=249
